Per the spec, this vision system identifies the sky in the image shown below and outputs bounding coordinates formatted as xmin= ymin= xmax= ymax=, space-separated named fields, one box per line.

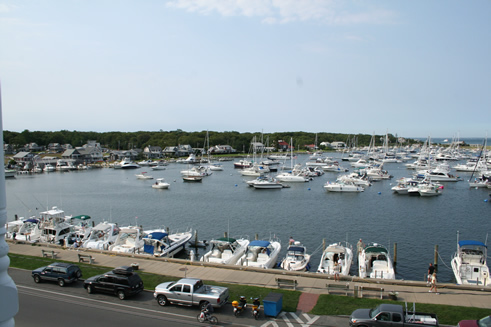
xmin=0 ymin=0 xmax=490 ymax=138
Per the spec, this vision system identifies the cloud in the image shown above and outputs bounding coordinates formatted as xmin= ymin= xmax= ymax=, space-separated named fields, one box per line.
xmin=166 ymin=0 xmax=397 ymax=25
xmin=0 ymin=3 xmax=17 ymax=13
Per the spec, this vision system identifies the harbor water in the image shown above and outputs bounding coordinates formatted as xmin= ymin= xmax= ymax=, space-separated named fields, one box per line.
xmin=5 ymin=153 xmax=490 ymax=284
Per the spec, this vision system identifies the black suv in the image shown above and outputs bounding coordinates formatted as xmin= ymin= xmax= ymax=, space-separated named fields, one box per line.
xmin=32 ymin=262 xmax=82 ymax=287
xmin=83 ymin=266 xmax=144 ymax=300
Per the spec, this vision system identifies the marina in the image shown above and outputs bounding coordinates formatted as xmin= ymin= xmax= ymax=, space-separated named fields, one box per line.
xmin=4 ymin=150 xmax=491 ymax=285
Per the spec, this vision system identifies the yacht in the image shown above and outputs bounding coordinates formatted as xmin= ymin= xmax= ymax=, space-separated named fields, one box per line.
xmin=324 ymin=181 xmax=364 ymax=192
xmin=451 ymin=235 xmax=489 ymax=286
xmin=135 ymin=172 xmax=153 ymax=180
xmin=280 ymin=241 xmax=311 ymax=271
xmin=29 ymin=206 xmax=74 ymax=244
xmin=317 ymin=242 xmax=353 ymax=276
xmin=200 ymin=237 xmax=250 ymax=265
xmin=55 ymin=160 xmax=72 ymax=171
xmin=43 ymin=163 xmax=55 ymax=172
xmin=237 ymin=239 xmax=282 ymax=269
xmin=358 ymin=243 xmax=395 ymax=280
xmin=120 ymin=158 xmax=140 ymax=169
xmin=391 ymin=178 xmax=420 ymax=195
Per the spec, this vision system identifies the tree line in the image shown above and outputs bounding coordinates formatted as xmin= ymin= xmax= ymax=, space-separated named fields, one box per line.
xmin=3 ymin=129 xmax=412 ymax=152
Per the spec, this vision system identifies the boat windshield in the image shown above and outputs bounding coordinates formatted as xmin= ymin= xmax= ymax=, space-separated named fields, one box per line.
xmin=478 ymin=316 xmax=491 ymax=327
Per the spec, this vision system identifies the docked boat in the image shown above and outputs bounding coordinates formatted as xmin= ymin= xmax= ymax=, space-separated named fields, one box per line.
xmin=324 ymin=181 xmax=364 ymax=192
xmin=200 ymin=237 xmax=250 ymax=265
xmin=152 ymin=178 xmax=170 ymax=189
xmin=135 ymin=172 xmax=153 ymax=180
xmin=451 ymin=235 xmax=489 ymax=286
xmin=280 ymin=241 xmax=311 ymax=271
xmin=108 ymin=226 xmax=144 ymax=254
xmin=237 ymin=239 xmax=282 ymax=269
xmin=120 ymin=157 xmax=140 ymax=169
xmin=29 ymin=206 xmax=74 ymax=244
xmin=358 ymin=243 xmax=395 ymax=279
xmin=143 ymin=228 xmax=193 ymax=257
xmin=4 ymin=168 xmax=16 ymax=178
xmin=43 ymin=163 xmax=55 ymax=172
xmin=317 ymin=242 xmax=353 ymax=276
xmin=82 ymin=222 xmax=120 ymax=250
xmin=6 ymin=218 xmax=38 ymax=241
xmin=55 ymin=160 xmax=72 ymax=171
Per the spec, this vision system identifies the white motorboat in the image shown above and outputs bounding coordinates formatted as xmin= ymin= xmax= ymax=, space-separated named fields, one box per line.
xmin=237 ymin=239 xmax=282 ymax=269
xmin=29 ymin=206 xmax=74 ymax=244
xmin=43 ymin=163 xmax=55 ymax=172
xmin=247 ymin=176 xmax=285 ymax=189
xmin=108 ymin=226 xmax=144 ymax=254
xmin=337 ymin=173 xmax=372 ymax=187
xmin=4 ymin=168 xmax=16 ymax=178
xmin=200 ymin=237 xmax=250 ymax=265
xmin=280 ymin=241 xmax=311 ymax=271
xmin=239 ymin=164 xmax=268 ymax=177
xmin=324 ymin=181 xmax=364 ymax=192
xmin=5 ymin=218 xmax=38 ymax=241
xmin=275 ymin=171 xmax=309 ymax=183
xmin=180 ymin=165 xmax=211 ymax=177
xmin=322 ymin=162 xmax=349 ymax=173
xmin=151 ymin=162 xmax=167 ymax=170
xmin=182 ymin=175 xmax=203 ymax=182
xmin=82 ymin=222 xmax=120 ymax=250
xmin=56 ymin=160 xmax=72 ymax=171
xmin=419 ymin=169 xmax=462 ymax=182
xmin=317 ymin=242 xmax=353 ymax=276
xmin=417 ymin=182 xmax=445 ymax=197
xmin=451 ymin=235 xmax=489 ymax=286
xmin=135 ymin=172 xmax=153 ymax=180
xmin=152 ymin=178 xmax=170 ymax=189
xmin=358 ymin=243 xmax=395 ymax=280
xmin=143 ymin=228 xmax=193 ymax=257
xmin=120 ymin=157 xmax=140 ymax=169
xmin=391 ymin=178 xmax=420 ymax=195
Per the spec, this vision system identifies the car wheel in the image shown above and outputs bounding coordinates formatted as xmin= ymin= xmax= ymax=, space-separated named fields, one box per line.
xmin=33 ymin=275 xmax=41 ymax=283
xmin=86 ymin=285 xmax=93 ymax=294
xmin=76 ymin=270 xmax=82 ymax=279
xmin=157 ymin=295 xmax=168 ymax=306
xmin=58 ymin=279 xmax=65 ymax=287
xmin=117 ymin=290 xmax=126 ymax=300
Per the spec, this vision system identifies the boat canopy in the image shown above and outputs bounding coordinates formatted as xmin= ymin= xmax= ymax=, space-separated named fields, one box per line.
xmin=459 ymin=240 xmax=487 ymax=248
xmin=249 ymin=240 xmax=270 ymax=247
xmin=217 ymin=237 xmax=236 ymax=243
xmin=72 ymin=215 xmax=91 ymax=220
xmin=24 ymin=218 xmax=39 ymax=223
xmin=146 ymin=232 xmax=168 ymax=240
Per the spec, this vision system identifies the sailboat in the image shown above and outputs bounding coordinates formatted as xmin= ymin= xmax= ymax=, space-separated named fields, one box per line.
xmin=275 ymin=138 xmax=309 ymax=183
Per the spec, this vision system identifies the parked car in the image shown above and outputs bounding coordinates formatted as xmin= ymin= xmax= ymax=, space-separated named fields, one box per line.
xmin=457 ymin=315 xmax=491 ymax=327
xmin=83 ymin=266 xmax=144 ymax=300
xmin=349 ymin=304 xmax=439 ymax=327
xmin=153 ymin=278 xmax=229 ymax=309
xmin=31 ymin=262 xmax=82 ymax=287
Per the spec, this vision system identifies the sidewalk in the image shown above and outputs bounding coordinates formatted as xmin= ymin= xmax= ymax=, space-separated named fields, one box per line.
xmin=7 ymin=240 xmax=491 ymax=311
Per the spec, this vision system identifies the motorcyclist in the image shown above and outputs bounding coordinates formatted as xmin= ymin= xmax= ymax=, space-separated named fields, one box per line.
xmin=238 ymin=296 xmax=247 ymax=310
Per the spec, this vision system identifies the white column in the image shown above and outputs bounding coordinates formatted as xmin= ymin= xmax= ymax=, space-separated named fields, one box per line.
xmin=0 ymin=82 xmax=19 ymax=327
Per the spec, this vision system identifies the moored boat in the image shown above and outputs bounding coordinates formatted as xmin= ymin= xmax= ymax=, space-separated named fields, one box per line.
xmin=280 ymin=241 xmax=311 ymax=271
xmin=451 ymin=234 xmax=489 ymax=286
xmin=358 ymin=243 xmax=395 ymax=280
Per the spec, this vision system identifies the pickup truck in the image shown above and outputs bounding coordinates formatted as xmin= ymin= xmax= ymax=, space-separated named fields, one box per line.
xmin=153 ymin=278 xmax=229 ymax=309
xmin=350 ymin=303 xmax=439 ymax=327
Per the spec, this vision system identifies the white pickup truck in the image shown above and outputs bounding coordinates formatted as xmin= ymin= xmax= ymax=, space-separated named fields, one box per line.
xmin=153 ymin=278 xmax=229 ymax=309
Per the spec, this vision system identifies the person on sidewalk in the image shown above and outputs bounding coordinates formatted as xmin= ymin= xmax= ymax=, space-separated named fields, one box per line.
xmin=429 ymin=272 xmax=438 ymax=294
xmin=427 ymin=263 xmax=435 ymax=285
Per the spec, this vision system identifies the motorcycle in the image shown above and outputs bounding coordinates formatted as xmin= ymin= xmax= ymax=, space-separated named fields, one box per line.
xmin=232 ymin=296 xmax=247 ymax=317
xmin=252 ymin=297 xmax=261 ymax=320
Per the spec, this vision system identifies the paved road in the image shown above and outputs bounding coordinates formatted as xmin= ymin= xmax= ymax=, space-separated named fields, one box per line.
xmin=10 ymin=268 xmax=348 ymax=327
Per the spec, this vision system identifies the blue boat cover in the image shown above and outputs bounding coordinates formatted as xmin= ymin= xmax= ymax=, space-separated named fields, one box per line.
xmin=459 ymin=240 xmax=487 ymax=247
xmin=147 ymin=232 xmax=168 ymax=240
xmin=249 ymin=240 xmax=271 ymax=247
xmin=24 ymin=219 xmax=39 ymax=223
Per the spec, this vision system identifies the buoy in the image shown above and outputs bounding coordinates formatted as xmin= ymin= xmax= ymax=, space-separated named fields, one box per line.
xmin=485 ymin=199 xmax=488 ymax=202
xmin=308 ymin=188 xmax=311 ymax=191
xmin=235 ymin=184 xmax=238 ymax=187
xmin=378 ymin=192 xmax=381 ymax=195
